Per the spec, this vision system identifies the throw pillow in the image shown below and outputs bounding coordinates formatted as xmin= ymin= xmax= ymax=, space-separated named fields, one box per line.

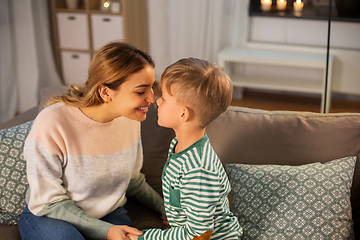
xmin=0 ymin=120 xmax=33 ymax=225
xmin=225 ymin=156 xmax=356 ymax=240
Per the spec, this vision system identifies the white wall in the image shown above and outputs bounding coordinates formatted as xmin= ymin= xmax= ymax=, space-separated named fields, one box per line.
xmin=247 ymin=16 xmax=360 ymax=96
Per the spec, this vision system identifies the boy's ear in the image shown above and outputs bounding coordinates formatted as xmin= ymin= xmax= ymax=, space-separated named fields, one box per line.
xmin=180 ymin=107 xmax=190 ymax=122
xmin=98 ymin=85 xmax=112 ymax=103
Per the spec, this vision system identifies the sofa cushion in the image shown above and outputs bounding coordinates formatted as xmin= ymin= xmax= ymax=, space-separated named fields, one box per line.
xmin=141 ymin=102 xmax=175 ymax=195
xmin=206 ymin=106 xmax=360 ymax=236
xmin=225 ymin=156 xmax=356 ymax=239
xmin=125 ymin=199 xmax=167 ymax=231
xmin=0 ymin=107 xmax=37 ymax=131
xmin=0 ymin=224 xmax=21 ymax=240
xmin=0 ymin=121 xmax=33 ymax=224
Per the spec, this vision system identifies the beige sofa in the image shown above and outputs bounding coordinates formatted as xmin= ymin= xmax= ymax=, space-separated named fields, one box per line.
xmin=0 ymin=87 xmax=359 ymax=240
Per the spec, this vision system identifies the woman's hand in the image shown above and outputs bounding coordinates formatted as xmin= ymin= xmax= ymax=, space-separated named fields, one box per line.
xmin=107 ymin=225 xmax=143 ymax=240
xmin=126 ymin=233 xmax=139 ymax=240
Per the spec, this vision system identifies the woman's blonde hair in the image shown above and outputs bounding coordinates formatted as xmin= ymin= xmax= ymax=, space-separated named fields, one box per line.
xmin=45 ymin=42 xmax=155 ymax=108
xmin=161 ymin=57 xmax=233 ymax=128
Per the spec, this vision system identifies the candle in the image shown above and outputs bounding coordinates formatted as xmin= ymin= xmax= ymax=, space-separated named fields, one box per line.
xmin=100 ymin=0 xmax=111 ymax=11
xmin=261 ymin=0 xmax=272 ymax=12
xmin=293 ymin=0 xmax=304 ymax=12
xmin=65 ymin=0 xmax=78 ymax=9
xmin=277 ymin=0 xmax=287 ymax=10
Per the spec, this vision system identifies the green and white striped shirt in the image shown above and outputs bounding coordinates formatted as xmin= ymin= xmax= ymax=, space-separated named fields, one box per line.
xmin=139 ymin=134 xmax=242 ymax=240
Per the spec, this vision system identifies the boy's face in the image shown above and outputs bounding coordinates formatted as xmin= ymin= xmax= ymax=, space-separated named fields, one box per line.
xmin=156 ymin=85 xmax=183 ymax=129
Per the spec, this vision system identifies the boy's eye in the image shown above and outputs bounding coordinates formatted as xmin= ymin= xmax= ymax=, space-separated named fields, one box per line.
xmin=137 ymin=92 xmax=145 ymax=95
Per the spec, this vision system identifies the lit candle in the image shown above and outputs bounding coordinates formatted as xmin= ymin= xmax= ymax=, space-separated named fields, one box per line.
xmin=261 ymin=0 xmax=272 ymax=12
xmin=100 ymin=0 xmax=111 ymax=11
xmin=277 ymin=0 xmax=287 ymax=11
xmin=293 ymin=0 xmax=304 ymax=12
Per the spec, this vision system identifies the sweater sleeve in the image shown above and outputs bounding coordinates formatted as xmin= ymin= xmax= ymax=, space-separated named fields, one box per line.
xmin=138 ymin=168 xmax=219 ymax=240
xmin=37 ymin=199 xmax=113 ymax=239
xmin=127 ymin=172 xmax=166 ymax=216
xmin=25 ymin=138 xmax=113 ymax=239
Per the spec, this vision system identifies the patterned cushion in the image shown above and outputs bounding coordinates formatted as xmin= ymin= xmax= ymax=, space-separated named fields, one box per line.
xmin=0 ymin=121 xmax=33 ymax=225
xmin=225 ymin=156 xmax=356 ymax=240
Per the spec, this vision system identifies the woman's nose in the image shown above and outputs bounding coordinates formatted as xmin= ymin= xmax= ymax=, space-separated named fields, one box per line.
xmin=147 ymin=90 xmax=155 ymax=103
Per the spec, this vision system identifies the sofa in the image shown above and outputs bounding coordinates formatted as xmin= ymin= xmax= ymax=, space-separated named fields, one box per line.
xmin=0 ymin=86 xmax=359 ymax=240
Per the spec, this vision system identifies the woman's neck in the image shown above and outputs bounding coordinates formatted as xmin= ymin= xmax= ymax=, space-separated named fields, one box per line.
xmin=80 ymin=104 xmax=114 ymax=123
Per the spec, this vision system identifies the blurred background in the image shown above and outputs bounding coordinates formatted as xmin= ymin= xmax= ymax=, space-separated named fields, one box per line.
xmin=0 ymin=0 xmax=359 ymax=123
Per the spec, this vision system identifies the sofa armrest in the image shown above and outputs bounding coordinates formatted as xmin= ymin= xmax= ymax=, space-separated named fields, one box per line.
xmin=0 ymin=85 xmax=67 ymax=131
xmin=0 ymin=106 xmax=38 ymax=130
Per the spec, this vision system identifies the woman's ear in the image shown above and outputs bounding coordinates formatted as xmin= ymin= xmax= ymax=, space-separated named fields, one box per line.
xmin=98 ymin=85 xmax=112 ymax=103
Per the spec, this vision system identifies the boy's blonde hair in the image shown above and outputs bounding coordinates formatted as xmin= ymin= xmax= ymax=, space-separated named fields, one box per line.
xmin=161 ymin=57 xmax=233 ymax=128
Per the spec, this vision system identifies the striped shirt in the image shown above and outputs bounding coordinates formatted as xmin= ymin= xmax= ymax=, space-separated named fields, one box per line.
xmin=140 ymin=134 xmax=243 ymax=240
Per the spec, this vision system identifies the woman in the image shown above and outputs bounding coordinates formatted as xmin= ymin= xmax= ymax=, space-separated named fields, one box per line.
xmin=19 ymin=42 xmax=165 ymax=240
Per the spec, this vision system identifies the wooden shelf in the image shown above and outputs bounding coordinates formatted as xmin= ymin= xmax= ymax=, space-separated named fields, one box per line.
xmin=50 ymin=0 xmax=148 ymax=85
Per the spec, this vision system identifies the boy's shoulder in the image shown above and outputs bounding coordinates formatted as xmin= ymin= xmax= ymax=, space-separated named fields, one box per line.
xmin=179 ymin=137 xmax=221 ymax=173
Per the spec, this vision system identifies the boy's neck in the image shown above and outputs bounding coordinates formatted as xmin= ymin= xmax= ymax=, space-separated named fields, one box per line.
xmin=174 ymin=127 xmax=205 ymax=153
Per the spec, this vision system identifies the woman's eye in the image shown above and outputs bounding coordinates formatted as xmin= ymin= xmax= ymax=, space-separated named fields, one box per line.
xmin=137 ymin=92 xmax=145 ymax=95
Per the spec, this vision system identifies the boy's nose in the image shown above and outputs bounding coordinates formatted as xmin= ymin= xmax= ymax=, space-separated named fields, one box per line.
xmin=156 ymin=98 xmax=162 ymax=106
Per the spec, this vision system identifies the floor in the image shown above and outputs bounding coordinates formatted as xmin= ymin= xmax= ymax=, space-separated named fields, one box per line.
xmin=154 ymin=85 xmax=360 ymax=113
xmin=230 ymin=89 xmax=360 ymax=113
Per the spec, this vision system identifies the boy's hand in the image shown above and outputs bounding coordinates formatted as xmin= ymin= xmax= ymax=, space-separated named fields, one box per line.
xmin=126 ymin=233 xmax=139 ymax=240
xmin=161 ymin=215 xmax=169 ymax=227
xmin=107 ymin=225 xmax=143 ymax=240
xmin=192 ymin=230 xmax=213 ymax=240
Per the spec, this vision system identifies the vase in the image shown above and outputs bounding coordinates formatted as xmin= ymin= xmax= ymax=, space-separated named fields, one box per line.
xmin=65 ymin=0 xmax=79 ymax=9
xmin=335 ymin=0 xmax=360 ymax=17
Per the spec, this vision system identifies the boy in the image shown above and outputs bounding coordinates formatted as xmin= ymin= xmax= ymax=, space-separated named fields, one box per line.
xmin=129 ymin=58 xmax=242 ymax=240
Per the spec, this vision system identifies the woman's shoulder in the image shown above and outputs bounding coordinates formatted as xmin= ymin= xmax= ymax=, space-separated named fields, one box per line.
xmin=35 ymin=102 xmax=71 ymax=124
xmin=38 ymin=101 xmax=65 ymax=115
xmin=30 ymin=102 xmax=80 ymax=134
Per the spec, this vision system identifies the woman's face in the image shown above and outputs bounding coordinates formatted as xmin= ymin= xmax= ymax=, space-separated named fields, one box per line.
xmin=109 ymin=65 xmax=156 ymax=122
